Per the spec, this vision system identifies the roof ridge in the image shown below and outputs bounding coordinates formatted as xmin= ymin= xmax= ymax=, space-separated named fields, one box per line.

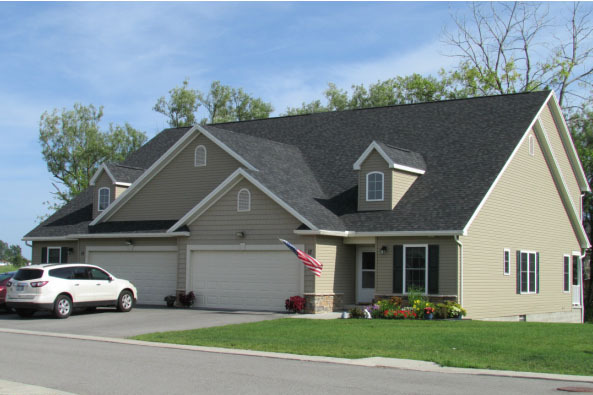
xmin=208 ymin=90 xmax=552 ymax=126
xmin=381 ymin=142 xmax=412 ymax=153
xmin=112 ymin=164 xmax=145 ymax=171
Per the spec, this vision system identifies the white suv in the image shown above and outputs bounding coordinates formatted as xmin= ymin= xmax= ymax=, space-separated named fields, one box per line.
xmin=6 ymin=264 xmax=138 ymax=319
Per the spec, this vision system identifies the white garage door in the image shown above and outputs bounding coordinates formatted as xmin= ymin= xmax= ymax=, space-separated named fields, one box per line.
xmin=88 ymin=250 xmax=177 ymax=306
xmin=190 ymin=250 xmax=302 ymax=311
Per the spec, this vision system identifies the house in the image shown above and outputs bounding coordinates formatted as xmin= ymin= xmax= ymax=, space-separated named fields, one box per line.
xmin=24 ymin=90 xmax=589 ymax=322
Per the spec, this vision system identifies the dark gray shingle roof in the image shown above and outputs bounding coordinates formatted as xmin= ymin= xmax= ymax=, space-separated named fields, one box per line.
xmin=105 ymin=163 xmax=145 ymax=184
xmin=26 ymin=91 xmax=551 ymax=237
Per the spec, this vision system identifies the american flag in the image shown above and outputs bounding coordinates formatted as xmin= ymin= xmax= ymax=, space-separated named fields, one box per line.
xmin=279 ymin=239 xmax=323 ymax=277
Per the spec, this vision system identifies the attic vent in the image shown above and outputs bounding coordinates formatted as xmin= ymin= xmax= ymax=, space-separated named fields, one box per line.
xmin=195 ymin=145 xmax=207 ymax=167
xmin=237 ymin=188 xmax=251 ymax=212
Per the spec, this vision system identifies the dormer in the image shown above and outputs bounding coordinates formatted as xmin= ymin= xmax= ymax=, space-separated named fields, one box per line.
xmin=89 ymin=163 xmax=144 ymax=219
xmin=353 ymin=141 xmax=425 ymax=211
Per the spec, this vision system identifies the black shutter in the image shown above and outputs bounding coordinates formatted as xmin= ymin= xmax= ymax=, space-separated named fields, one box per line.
xmin=61 ymin=247 xmax=69 ymax=264
xmin=393 ymin=245 xmax=403 ymax=293
xmin=536 ymin=252 xmax=540 ymax=294
xmin=41 ymin=247 xmax=47 ymax=264
xmin=516 ymin=251 xmax=521 ymax=294
xmin=428 ymin=245 xmax=439 ymax=294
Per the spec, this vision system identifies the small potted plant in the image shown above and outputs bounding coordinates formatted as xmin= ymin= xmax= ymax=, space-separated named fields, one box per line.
xmin=424 ymin=306 xmax=435 ymax=320
xmin=164 ymin=295 xmax=176 ymax=308
xmin=178 ymin=291 xmax=195 ymax=307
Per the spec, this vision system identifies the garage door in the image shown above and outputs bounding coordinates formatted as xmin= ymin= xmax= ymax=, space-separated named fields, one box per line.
xmin=190 ymin=250 xmax=302 ymax=311
xmin=87 ymin=250 xmax=177 ymax=306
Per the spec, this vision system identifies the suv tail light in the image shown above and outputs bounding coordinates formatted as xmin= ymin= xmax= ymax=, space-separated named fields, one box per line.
xmin=30 ymin=281 xmax=49 ymax=288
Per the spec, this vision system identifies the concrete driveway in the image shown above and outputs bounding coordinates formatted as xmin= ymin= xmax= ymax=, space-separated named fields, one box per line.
xmin=0 ymin=307 xmax=284 ymax=338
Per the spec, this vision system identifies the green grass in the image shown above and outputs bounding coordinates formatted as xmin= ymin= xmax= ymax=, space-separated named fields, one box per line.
xmin=0 ymin=265 xmax=19 ymax=274
xmin=132 ymin=319 xmax=593 ymax=376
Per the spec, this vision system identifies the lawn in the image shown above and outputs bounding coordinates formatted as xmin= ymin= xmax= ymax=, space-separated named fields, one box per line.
xmin=0 ymin=265 xmax=19 ymax=274
xmin=133 ymin=318 xmax=593 ymax=376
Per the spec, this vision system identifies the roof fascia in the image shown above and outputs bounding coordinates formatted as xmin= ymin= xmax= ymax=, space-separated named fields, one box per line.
xmin=22 ymin=236 xmax=77 ymax=241
xmin=114 ymin=182 xmax=131 ymax=187
xmin=168 ymin=168 xmax=319 ymax=232
xmin=73 ymin=232 xmax=189 ymax=238
xmin=547 ymin=92 xmax=591 ymax=193
xmin=533 ymin=119 xmax=590 ymax=248
xmin=90 ymin=125 xmax=200 ymax=225
xmin=352 ymin=141 xmax=424 ymax=174
xmin=293 ymin=230 xmax=465 ymax=237
xmin=89 ymin=164 xmax=116 ymax=186
xmin=198 ymin=125 xmax=258 ymax=171
xmin=463 ymin=94 xmax=551 ymax=235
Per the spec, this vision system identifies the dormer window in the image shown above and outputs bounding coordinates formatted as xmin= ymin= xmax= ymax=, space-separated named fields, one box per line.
xmin=237 ymin=188 xmax=251 ymax=212
xmin=194 ymin=145 xmax=207 ymax=167
xmin=366 ymin=172 xmax=384 ymax=201
xmin=98 ymin=187 xmax=110 ymax=211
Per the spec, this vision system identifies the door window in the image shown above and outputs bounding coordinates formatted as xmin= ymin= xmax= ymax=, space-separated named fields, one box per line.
xmin=361 ymin=252 xmax=375 ymax=288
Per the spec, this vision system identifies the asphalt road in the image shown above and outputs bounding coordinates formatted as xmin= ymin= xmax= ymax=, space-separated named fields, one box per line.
xmin=0 ymin=331 xmax=586 ymax=395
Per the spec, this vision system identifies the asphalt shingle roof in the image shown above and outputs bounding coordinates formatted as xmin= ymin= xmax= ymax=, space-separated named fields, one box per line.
xmin=105 ymin=163 xmax=145 ymax=184
xmin=26 ymin=91 xmax=551 ymax=237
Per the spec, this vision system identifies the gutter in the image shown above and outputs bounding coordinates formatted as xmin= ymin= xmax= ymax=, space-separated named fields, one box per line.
xmin=454 ymin=235 xmax=464 ymax=307
xmin=23 ymin=232 xmax=190 ymax=242
xmin=581 ymin=249 xmax=587 ymax=324
xmin=293 ymin=229 xmax=466 ymax=237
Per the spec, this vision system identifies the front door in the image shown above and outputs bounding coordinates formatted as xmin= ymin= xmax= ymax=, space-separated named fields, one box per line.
xmin=356 ymin=247 xmax=375 ymax=304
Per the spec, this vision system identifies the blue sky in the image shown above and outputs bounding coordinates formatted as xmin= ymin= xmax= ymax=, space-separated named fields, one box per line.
xmin=0 ymin=1 xmax=575 ymax=258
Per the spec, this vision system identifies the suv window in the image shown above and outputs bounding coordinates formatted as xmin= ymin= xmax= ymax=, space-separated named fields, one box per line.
xmin=71 ymin=266 xmax=90 ymax=280
xmin=13 ymin=269 xmax=44 ymax=281
xmin=90 ymin=268 xmax=111 ymax=281
xmin=49 ymin=267 xmax=75 ymax=279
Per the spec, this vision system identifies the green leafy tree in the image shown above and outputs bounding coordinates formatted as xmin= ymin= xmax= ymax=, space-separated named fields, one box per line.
xmin=39 ymin=103 xmax=147 ymax=207
xmin=153 ymin=79 xmax=200 ymax=127
xmin=0 ymin=240 xmax=28 ymax=267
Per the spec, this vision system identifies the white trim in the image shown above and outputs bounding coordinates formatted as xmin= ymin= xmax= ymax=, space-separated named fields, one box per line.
xmin=528 ymin=135 xmax=535 ymax=156
xmin=115 ymin=182 xmax=131 ymax=187
xmin=97 ymin=187 xmax=110 ymax=211
xmin=91 ymin=124 xmax=259 ymax=226
xmin=402 ymin=244 xmax=428 ymax=295
xmin=353 ymin=141 xmax=425 ymax=174
xmin=22 ymin=236 xmax=77 ymax=241
xmin=237 ymin=188 xmax=251 ymax=212
xmin=547 ymin=93 xmax=590 ymax=193
xmin=168 ymin=168 xmax=319 ymax=232
xmin=194 ymin=145 xmax=207 ymax=167
xmin=503 ymin=248 xmax=511 ymax=276
xmin=293 ymin=229 xmax=465 ymax=237
xmin=563 ymin=254 xmax=571 ymax=293
xmin=46 ymin=246 xmax=61 ymax=264
xmin=366 ymin=171 xmax=384 ymax=202
xmin=73 ymin=232 xmax=189 ymax=239
xmin=89 ymin=164 xmax=116 ymax=186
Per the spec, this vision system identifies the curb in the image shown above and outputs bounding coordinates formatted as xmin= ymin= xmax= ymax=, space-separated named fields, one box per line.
xmin=1 ymin=328 xmax=592 ymax=384
xmin=0 ymin=378 xmax=77 ymax=395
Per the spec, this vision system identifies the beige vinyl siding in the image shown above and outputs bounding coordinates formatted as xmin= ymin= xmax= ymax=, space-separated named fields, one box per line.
xmin=115 ymin=185 xmax=128 ymax=199
xmin=392 ymin=171 xmax=418 ymax=209
xmin=32 ymin=241 xmax=78 ymax=264
xmin=314 ymin=236 xmax=356 ymax=304
xmin=539 ymin=104 xmax=581 ymax=214
xmin=375 ymin=237 xmax=458 ymax=296
xmin=183 ymin=179 xmax=314 ymax=292
xmin=462 ymin=128 xmax=579 ymax=319
xmin=92 ymin=172 xmax=114 ymax=219
xmin=111 ymin=134 xmax=241 ymax=221
xmin=358 ymin=150 xmax=391 ymax=211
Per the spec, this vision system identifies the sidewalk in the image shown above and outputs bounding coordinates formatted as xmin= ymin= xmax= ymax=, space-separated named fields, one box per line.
xmin=0 ymin=379 xmax=77 ymax=395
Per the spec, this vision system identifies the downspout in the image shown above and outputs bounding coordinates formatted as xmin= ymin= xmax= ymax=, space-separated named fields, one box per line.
xmin=455 ymin=235 xmax=463 ymax=307
xmin=581 ymin=249 xmax=586 ymax=324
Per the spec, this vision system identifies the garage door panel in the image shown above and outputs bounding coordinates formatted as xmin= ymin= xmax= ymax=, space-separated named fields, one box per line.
xmin=191 ymin=250 xmax=301 ymax=311
xmin=88 ymin=251 xmax=177 ymax=306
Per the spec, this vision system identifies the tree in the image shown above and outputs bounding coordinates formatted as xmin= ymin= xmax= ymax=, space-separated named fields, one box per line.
xmin=39 ymin=103 xmax=147 ymax=206
xmin=443 ymin=2 xmax=593 ymax=109
xmin=153 ymin=79 xmax=200 ymax=128
xmin=0 ymin=240 xmax=28 ymax=267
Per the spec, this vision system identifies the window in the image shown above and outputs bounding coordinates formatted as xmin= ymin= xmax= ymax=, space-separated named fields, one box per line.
xmin=361 ymin=252 xmax=375 ymax=289
xmin=366 ymin=172 xmax=384 ymax=201
xmin=528 ymin=135 xmax=535 ymax=156
xmin=194 ymin=145 xmax=207 ymax=167
xmin=47 ymin=247 xmax=61 ymax=264
xmin=503 ymin=249 xmax=510 ymax=275
xmin=519 ymin=251 xmax=538 ymax=294
xmin=98 ymin=187 xmax=110 ymax=211
xmin=91 ymin=268 xmax=111 ymax=281
xmin=404 ymin=245 xmax=427 ymax=293
xmin=237 ymin=188 xmax=251 ymax=212
xmin=572 ymin=255 xmax=580 ymax=286
xmin=50 ymin=267 xmax=74 ymax=279
xmin=563 ymin=255 xmax=570 ymax=292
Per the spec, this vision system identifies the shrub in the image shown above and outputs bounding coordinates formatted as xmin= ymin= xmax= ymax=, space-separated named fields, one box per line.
xmin=348 ymin=307 xmax=365 ymax=318
xmin=178 ymin=291 xmax=195 ymax=307
xmin=285 ymin=296 xmax=306 ymax=313
xmin=436 ymin=301 xmax=467 ymax=318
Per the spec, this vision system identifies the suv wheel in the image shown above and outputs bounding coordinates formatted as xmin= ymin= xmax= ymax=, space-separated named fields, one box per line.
xmin=117 ymin=290 xmax=133 ymax=312
xmin=54 ymin=295 xmax=72 ymax=319
xmin=16 ymin=309 xmax=34 ymax=318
